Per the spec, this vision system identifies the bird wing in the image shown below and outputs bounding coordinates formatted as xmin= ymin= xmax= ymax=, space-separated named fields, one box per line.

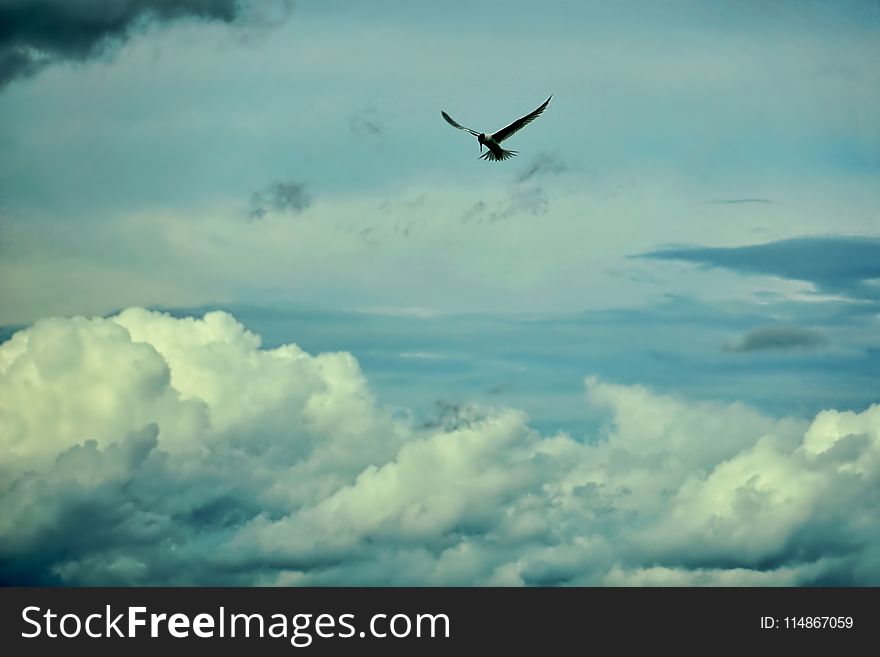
xmin=442 ymin=110 xmax=480 ymax=137
xmin=491 ymin=95 xmax=552 ymax=143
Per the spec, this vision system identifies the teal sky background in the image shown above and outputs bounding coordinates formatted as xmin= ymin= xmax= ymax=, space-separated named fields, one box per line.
xmin=1 ymin=0 xmax=877 ymax=421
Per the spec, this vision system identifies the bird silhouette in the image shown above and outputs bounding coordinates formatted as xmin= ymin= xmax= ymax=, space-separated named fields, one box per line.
xmin=442 ymin=95 xmax=552 ymax=161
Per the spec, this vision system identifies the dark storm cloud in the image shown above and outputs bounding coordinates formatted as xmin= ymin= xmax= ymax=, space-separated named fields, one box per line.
xmin=249 ymin=179 xmax=311 ymax=219
xmin=0 ymin=45 xmax=44 ymax=85
xmin=639 ymin=236 xmax=880 ymax=300
xmin=0 ymin=0 xmax=294 ymax=88
xmin=516 ymin=152 xmax=568 ymax=183
xmin=724 ymin=325 xmax=828 ymax=353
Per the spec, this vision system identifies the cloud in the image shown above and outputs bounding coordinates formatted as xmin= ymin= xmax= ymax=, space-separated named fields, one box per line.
xmin=0 ymin=307 xmax=404 ymax=583
xmin=516 ymin=152 xmax=568 ymax=183
xmin=462 ymin=186 xmax=549 ymax=224
xmin=640 ymin=236 xmax=880 ymax=300
xmin=249 ymin=179 xmax=311 ymax=219
xmin=460 ymin=200 xmax=487 ymax=223
xmin=0 ymin=0 xmax=294 ymax=89
xmin=350 ymin=108 xmax=383 ymax=140
xmin=1 ymin=307 xmax=879 ymax=585
xmin=497 ymin=185 xmax=548 ymax=219
xmin=724 ymin=325 xmax=829 ymax=352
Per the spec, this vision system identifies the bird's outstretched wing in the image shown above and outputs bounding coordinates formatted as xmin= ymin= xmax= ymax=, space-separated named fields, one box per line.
xmin=442 ymin=110 xmax=480 ymax=136
xmin=491 ymin=95 xmax=552 ymax=143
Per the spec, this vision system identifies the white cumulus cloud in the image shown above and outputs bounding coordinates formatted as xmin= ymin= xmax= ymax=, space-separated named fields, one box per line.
xmin=0 ymin=308 xmax=878 ymax=585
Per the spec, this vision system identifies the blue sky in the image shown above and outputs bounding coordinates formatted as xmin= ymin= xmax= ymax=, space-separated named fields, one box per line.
xmin=2 ymin=0 xmax=878 ymax=320
xmin=0 ymin=0 xmax=879 ymax=585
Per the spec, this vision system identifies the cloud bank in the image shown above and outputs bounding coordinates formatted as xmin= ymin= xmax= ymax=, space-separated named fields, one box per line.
xmin=0 ymin=0 xmax=294 ymax=88
xmin=1 ymin=308 xmax=878 ymax=585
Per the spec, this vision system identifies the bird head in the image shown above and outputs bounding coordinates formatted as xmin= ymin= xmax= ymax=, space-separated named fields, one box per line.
xmin=478 ymin=133 xmax=486 ymax=152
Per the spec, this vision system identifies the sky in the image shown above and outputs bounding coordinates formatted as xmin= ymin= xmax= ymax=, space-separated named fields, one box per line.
xmin=0 ymin=0 xmax=879 ymax=585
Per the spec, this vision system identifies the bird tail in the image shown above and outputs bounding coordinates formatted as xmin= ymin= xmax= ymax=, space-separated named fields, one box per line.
xmin=479 ymin=148 xmax=517 ymax=162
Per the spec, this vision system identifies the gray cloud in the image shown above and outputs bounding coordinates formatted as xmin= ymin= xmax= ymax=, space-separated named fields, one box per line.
xmin=486 ymin=383 xmax=510 ymax=396
xmin=464 ymin=186 xmax=549 ymax=224
xmin=378 ymin=194 xmax=425 ymax=217
xmin=249 ymin=179 xmax=311 ymax=219
xmin=460 ymin=200 xmax=487 ymax=223
xmin=516 ymin=152 xmax=568 ymax=183
xmin=0 ymin=423 xmax=270 ymax=585
xmin=724 ymin=325 xmax=829 ymax=353
xmin=639 ymin=236 xmax=880 ymax=301
xmin=0 ymin=0 xmax=294 ymax=88
xmin=498 ymin=185 xmax=548 ymax=219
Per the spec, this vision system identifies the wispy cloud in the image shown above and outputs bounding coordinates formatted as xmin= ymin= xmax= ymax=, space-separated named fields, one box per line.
xmin=350 ymin=108 xmax=383 ymax=140
xmin=461 ymin=186 xmax=549 ymax=224
xmin=496 ymin=185 xmax=549 ymax=219
xmin=724 ymin=325 xmax=828 ymax=352
xmin=249 ymin=179 xmax=311 ymax=219
xmin=0 ymin=0 xmax=295 ymax=89
xmin=639 ymin=236 xmax=880 ymax=301
xmin=461 ymin=200 xmax=487 ymax=223
xmin=516 ymin=152 xmax=568 ymax=183
xmin=486 ymin=383 xmax=511 ymax=396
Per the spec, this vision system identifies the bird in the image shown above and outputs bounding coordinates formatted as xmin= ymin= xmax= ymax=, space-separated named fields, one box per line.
xmin=442 ymin=95 xmax=552 ymax=161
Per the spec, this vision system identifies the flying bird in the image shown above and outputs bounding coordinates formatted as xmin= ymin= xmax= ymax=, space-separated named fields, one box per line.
xmin=442 ymin=95 xmax=552 ymax=161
